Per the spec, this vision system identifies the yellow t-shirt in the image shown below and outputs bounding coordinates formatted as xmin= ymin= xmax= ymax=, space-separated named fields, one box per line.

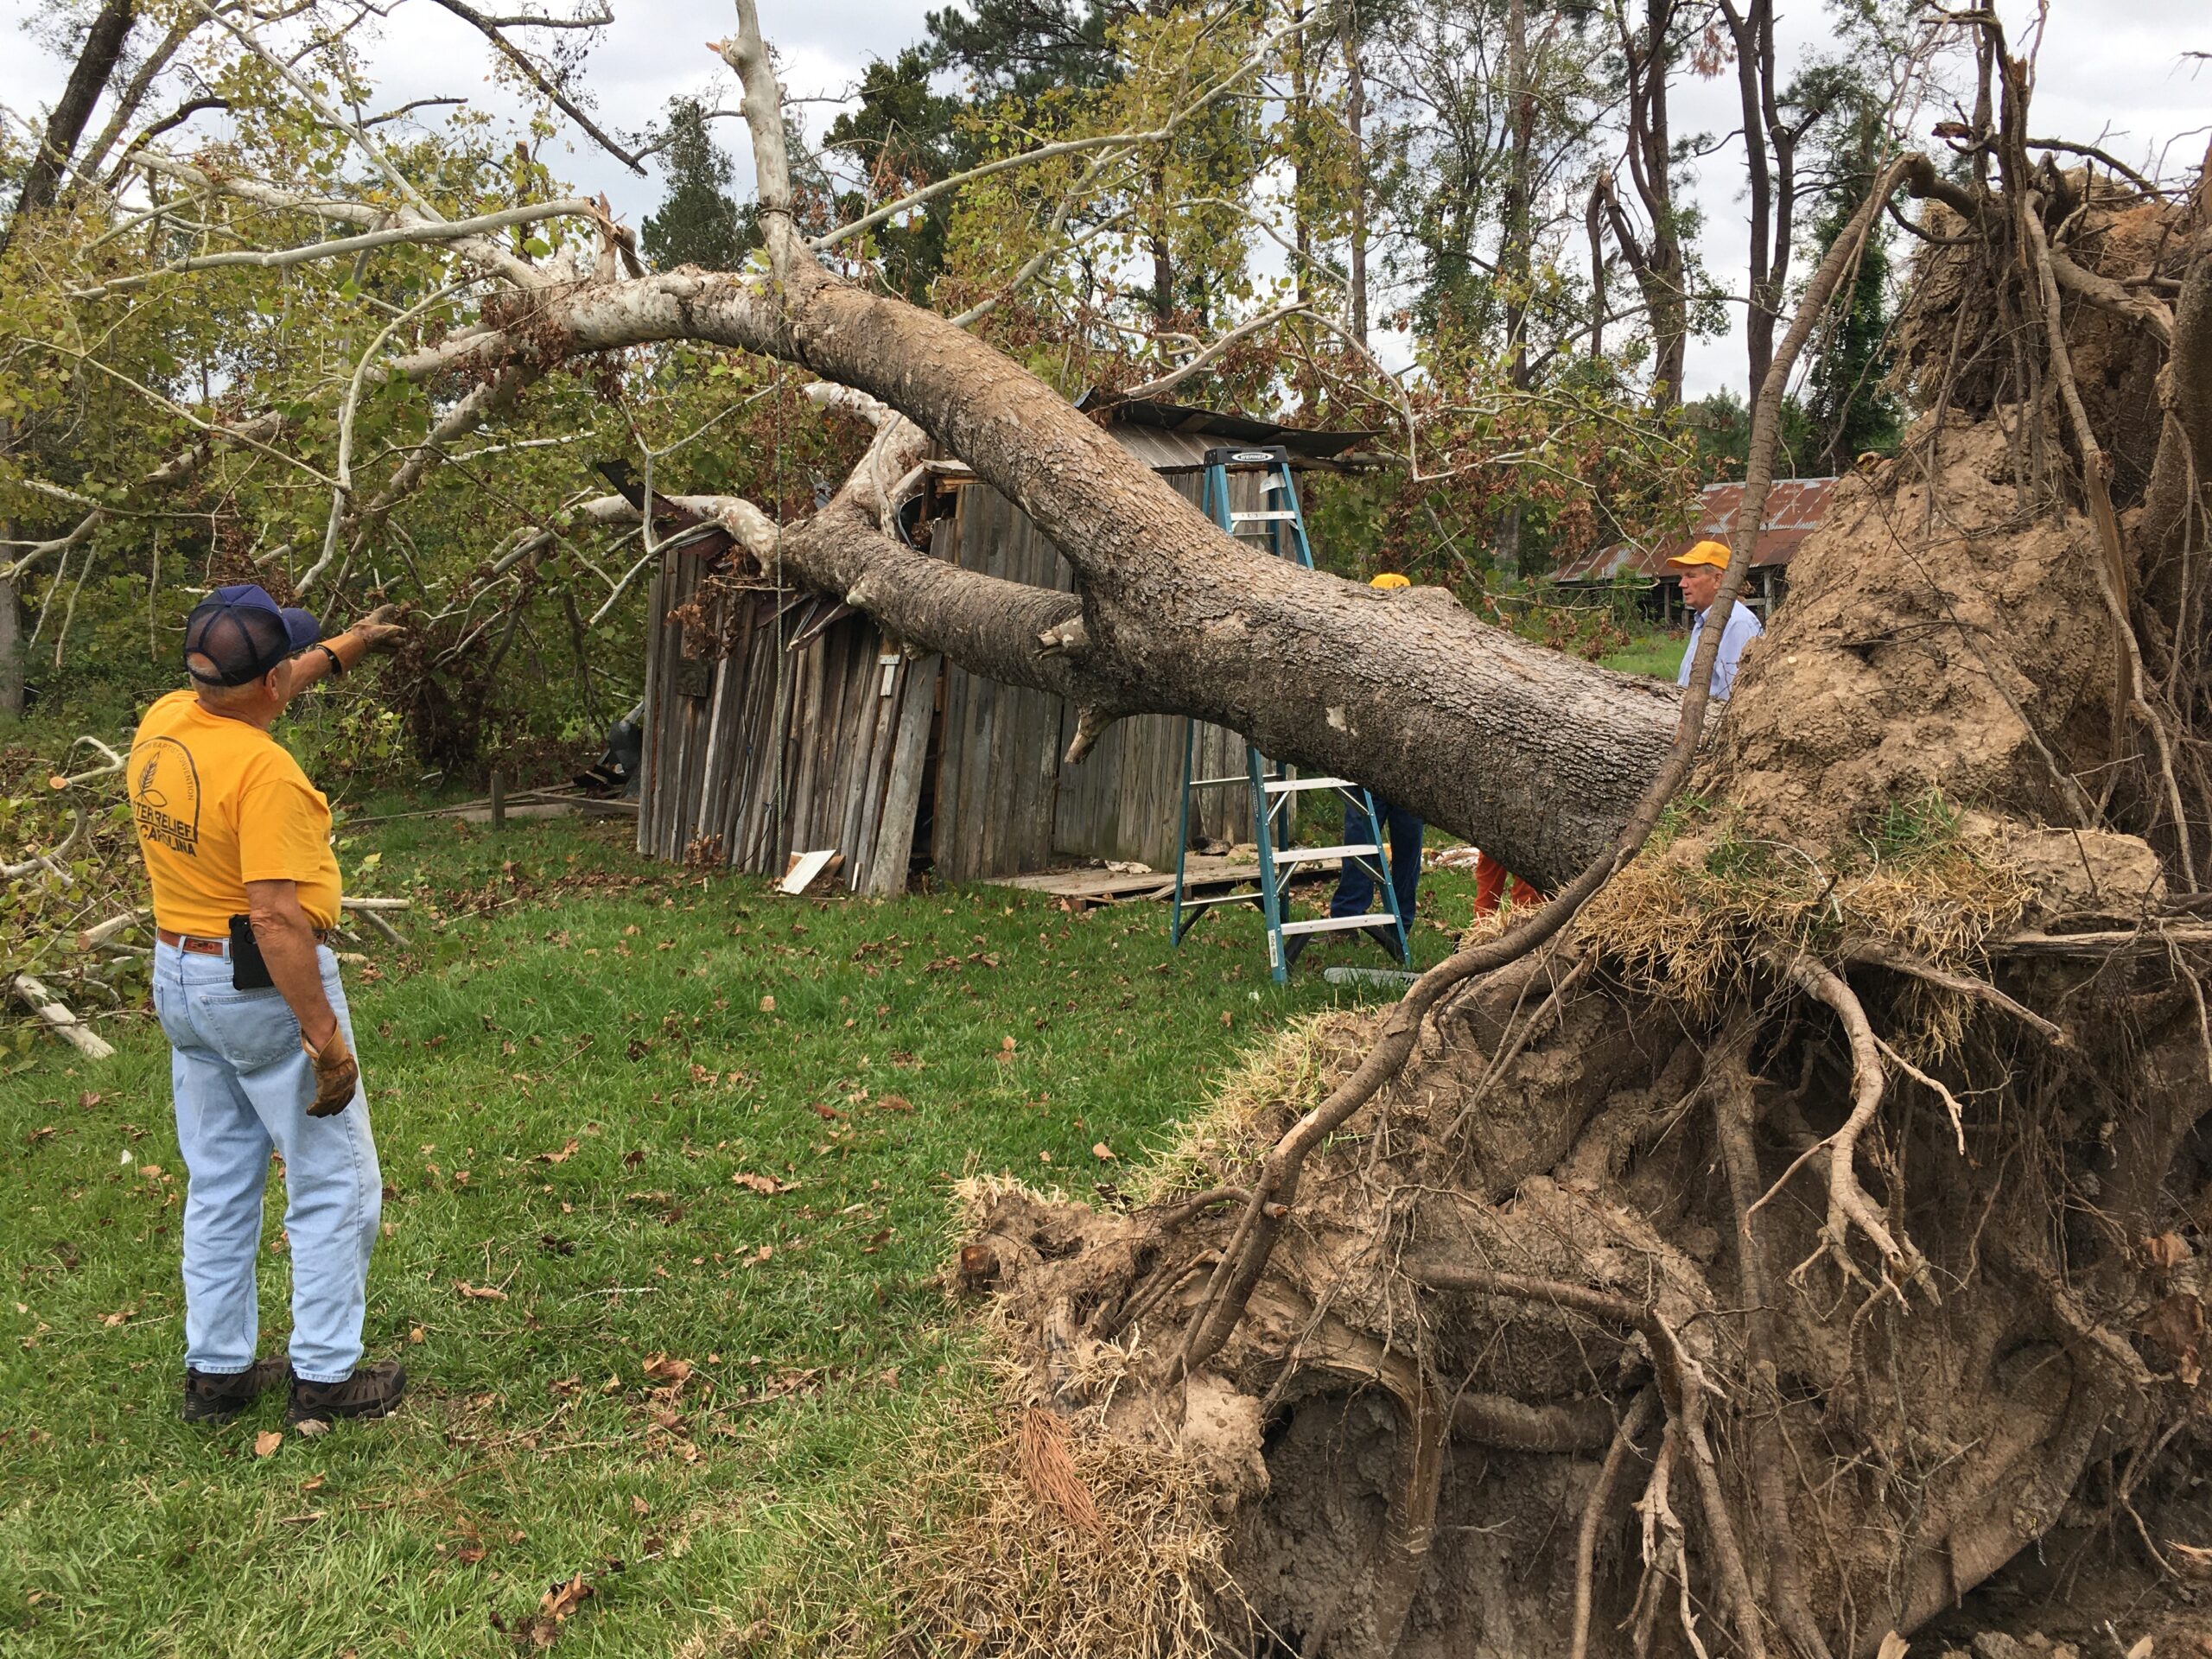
xmin=129 ymin=690 xmax=343 ymax=936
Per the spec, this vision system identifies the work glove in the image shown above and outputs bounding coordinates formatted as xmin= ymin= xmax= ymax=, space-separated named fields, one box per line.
xmin=303 ymin=1025 xmax=360 ymax=1117
xmin=353 ymin=603 xmax=408 ymax=653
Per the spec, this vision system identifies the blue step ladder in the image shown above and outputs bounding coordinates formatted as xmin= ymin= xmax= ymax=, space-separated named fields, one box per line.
xmin=1170 ymin=445 xmax=1410 ymax=983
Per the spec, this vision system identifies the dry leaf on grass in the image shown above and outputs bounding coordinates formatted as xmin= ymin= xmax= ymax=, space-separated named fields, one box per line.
xmin=253 ymin=1430 xmax=283 ymax=1458
xmin=641 ymin=1355 xmax=693 ymax=1385
xmin=536 ymin=1139 xmax=581 ymax=1165
xmin=730 ymin=1172 xmax=795 ymax=1195
xmin=541 ymin=1572 xmax=593 ymax=1620
xmin=455 ymin=1281 xmax=509 ymax=1302
xmin=1092 ymin=1141 xmax=1116 ymax=1160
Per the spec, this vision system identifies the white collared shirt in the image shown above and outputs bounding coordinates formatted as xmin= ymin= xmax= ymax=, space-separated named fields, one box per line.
xmin=1675 ymin=601 xmax=1764 ymax=701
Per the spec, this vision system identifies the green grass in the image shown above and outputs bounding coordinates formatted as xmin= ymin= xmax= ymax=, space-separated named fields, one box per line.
xmin=0 ymin=809 xmax=1476 ymax=1657
xmin=1599 ymin=629 xmax=1687 ymax=681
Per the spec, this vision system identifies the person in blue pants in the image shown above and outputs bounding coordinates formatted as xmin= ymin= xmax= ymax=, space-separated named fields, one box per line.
xmin=1284 ymin=794 xmax=1421 ymax=969
xmin=1331 ymin=794 xmax=1421 ymax=944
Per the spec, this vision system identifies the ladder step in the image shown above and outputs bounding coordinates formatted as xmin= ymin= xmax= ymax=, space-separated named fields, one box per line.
xmin=1230 ymin=510 xmax=1299 ymax=523
xmin=1189 ymin=774 xmax=1255 ymax=789
xmin=1279 ymin=914 xmax=1403 ymax=938
xmin=1263 ymin=776 xmax=1357 ymax=794
xmin=1177 ymin=891 xmax=1266 ymax=910
xmin=1271 ymin=843 xmax=1382 ymax=866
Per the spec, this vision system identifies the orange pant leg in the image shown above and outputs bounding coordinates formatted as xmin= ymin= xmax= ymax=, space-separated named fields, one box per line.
xmin=1474 ymin=850 xmax=1541 ymax=916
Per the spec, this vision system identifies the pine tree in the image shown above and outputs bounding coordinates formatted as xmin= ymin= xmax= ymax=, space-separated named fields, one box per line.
xmin=641 ymin=99 xmax=753 ymax=272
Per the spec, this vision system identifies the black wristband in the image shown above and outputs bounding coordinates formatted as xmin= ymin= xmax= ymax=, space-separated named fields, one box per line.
xmin=315 ymin=642 xmax=345 ymax=678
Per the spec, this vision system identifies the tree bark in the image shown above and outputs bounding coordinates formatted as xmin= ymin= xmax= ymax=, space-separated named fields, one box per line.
xmin=3 ymin=0 xmax=136 ymax=257
xmin=0 ymin=568 xmax=23 ymax=719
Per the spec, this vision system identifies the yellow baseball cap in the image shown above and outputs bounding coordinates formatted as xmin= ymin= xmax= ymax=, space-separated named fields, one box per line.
xmin=1369 ymin=572 xmax=1412 ymax=589
xmin=1665 ymin=539 xmax=1731 ymax=572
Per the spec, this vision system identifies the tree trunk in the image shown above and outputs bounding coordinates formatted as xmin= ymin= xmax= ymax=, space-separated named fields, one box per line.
xmin=0 ymin=567 xmax=23 ymax=719
xmin=1598 ymin=0 xmax=1688 ymax=407
xmin=3 ymin=0 xmax=136 ymax=256
xmin=1344 ymin=17 xmax=1369 ymax=350
xmin=406 ymin=264 xmax=1681 ymax=892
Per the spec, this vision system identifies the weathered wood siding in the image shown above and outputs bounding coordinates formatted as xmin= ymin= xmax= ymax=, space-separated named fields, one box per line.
xmin=932 ymin=470 xmax=1246 ymax=874
xmin=642 ymin=459 xmax=1276 ymax=885
xmin=638 ymin=556 xmax=927 ymax=887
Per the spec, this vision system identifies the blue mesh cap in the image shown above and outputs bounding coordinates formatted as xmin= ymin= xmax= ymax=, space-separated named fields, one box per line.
xmin=183 ymin=584 xmax=322 ymax=687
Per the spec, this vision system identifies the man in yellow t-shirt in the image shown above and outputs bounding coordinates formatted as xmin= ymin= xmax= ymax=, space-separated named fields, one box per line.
xmin=131 ymin=583 xmax=406 ymax=1428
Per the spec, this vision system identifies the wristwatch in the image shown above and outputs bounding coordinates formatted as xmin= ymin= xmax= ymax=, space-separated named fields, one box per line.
xmin=315 ymin=642 xmax=346 ymax=677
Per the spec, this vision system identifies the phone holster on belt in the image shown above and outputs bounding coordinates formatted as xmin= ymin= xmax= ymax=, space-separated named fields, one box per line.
xmin=227 ymin=914 xmax=275 ymax=990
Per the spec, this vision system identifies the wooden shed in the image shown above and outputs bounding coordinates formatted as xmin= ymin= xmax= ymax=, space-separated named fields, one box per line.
xmin=635 ymin=397 xmax=1376 ymax=892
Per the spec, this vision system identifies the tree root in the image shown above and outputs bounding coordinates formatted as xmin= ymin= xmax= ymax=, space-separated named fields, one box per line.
xmin=1404 ymin=1268 xmax=1770 ymax=1659
xmin=1573 ymin=1388 xmax=1658 ymax=1659
xmin=1760 ymin=953 xmax=1933 ymax=1300
xmin=1840 ymin=941 xmax=2068 ymax=1046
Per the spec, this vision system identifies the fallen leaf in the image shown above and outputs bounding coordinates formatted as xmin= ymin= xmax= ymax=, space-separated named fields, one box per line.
xmin=539 ymin=1571 xmax=594 ymax=1621
xmin=408 ymin=1325 xmax=426 ymax=1344
xmin=874 ymin=1093 xmax=912 ymax=1114
xmin=2144 ymin=1233 xmax=2191 ymax=1274
xmin=1091 ymin=1141 xmax=1116 ymax=1161
xmin=455 ymin=1281 xmax=509 ymax=1302
xmin=641 ymin=1354 xmax=693 ymax=1385
xmin=79 ymin=1091 xmax=102 ymax=1109
xmin=455 ymin=1541 xmax=486 ymax=1566
xmin=301 ymin=1474 xmax=325 ymax=1492
xmin=758 ymin=995 xmax=776 ymax=1014
xmin=1219 ymin=1010 xmax=1233 ymax=1028
xmin=254 ymin=1430 xmax=283 ymax=1458
xmin=632 ymin=1495 xmax=652 ymax=1516
xmin=731 ymin=1172 xmax=795 ymax=1195
xmin=743 ymin=1244 xmax=773 ymax=1267
xmin=536 ymin=1139 xmax=582 ymax=1165
xmin=2141 ymin=1294 xmax=2207 ymax=1383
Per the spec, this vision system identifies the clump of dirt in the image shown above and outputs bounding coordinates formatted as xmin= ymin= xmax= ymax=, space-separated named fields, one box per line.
xmin=1712 ymin=412 xmax=2115 ymax=844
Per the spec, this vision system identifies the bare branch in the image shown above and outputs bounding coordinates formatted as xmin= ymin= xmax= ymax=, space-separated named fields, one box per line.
xmin=182 ymin=0 xmax=447 ymax=224
xmin=67 ymin=199 xmax=596 ymax=298
xmin=423 ymin=0 xmax=645 ymax=175
xmin=1117 ymin=301 xmax=1312 ymax=401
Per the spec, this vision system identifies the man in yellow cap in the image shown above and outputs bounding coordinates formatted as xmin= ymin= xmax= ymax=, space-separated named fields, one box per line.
xmin=1666 ymin=538 xmax=1764 ymax=702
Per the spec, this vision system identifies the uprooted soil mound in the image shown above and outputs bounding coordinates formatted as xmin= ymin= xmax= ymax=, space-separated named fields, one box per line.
xmin=906 ymin=393 xmax=2212 ymax=1659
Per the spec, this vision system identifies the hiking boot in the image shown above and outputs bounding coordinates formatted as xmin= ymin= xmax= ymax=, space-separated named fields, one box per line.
xmin=286 ymin=1361 xmax=407 ymax=1427
xmin=181 ymin=1357 xmax=290 ymax=1423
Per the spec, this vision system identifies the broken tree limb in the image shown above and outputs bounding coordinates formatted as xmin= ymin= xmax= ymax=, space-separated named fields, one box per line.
xmin=8 ymin=974 xmax=117 ymax=1060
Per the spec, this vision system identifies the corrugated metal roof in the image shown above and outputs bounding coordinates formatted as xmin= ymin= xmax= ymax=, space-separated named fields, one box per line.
xmin=1553 ymin=476 xmax=1838 ymax=583
xmin=1076 ymin=391 xmax=1379 ymax=465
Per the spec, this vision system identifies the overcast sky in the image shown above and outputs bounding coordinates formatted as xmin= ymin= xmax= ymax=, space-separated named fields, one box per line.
xmin=4 ymin=0 xmax=2207 ymax=401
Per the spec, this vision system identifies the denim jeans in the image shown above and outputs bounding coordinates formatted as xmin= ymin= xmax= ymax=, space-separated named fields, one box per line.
xmin=152 ymin=939 xmax=380 ymax=1383
xmin=1327 ymin=796 xmax=1423 ymax=927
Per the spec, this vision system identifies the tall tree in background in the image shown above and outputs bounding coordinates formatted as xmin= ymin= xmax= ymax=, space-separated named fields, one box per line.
xmin=641 ymin=97 xmax=751 ymax=270
xmin=1797 ymin=66 xmax=1901 ymax=470
xmin=1590 ymin=0 xmax=1694 ymax=406
xmin=923 ymin=0 xmax=1121 ymax=99
xmin=824 ymin=50 xmax=962 ymax=302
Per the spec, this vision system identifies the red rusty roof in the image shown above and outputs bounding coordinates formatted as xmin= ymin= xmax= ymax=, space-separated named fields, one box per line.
xmin=1553 ymin=476 xmax=1838 ymax=582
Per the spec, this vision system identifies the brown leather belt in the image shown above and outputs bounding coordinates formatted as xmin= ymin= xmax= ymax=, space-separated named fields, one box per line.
xmin=158 ymin=926 xmax=332 ymax=953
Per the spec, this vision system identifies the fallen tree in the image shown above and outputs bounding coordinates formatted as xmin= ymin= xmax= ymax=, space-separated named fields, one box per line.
xmin=19 ymin=3 xmax=2212 ymax=1651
